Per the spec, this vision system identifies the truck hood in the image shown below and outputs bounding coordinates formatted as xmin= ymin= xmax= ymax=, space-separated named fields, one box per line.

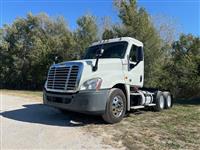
xmin=58 ymin=58 xmax=125 ymax=89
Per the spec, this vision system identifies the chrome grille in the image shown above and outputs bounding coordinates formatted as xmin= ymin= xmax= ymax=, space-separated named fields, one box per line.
xmin=46 ymin=64 xmax=81 ymax=92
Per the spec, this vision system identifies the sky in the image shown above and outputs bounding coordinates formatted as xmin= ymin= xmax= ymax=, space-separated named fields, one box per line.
xmin=0 ymin=0 xmax=199 ymax=36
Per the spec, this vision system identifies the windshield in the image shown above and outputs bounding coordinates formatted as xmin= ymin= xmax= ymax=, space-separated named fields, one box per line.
xmin=83 ymin=41 xmax=128 ymax=59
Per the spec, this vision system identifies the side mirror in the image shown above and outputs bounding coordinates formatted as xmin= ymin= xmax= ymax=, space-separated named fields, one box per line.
xmin=54 ymin=56 xmax=59 ymax=64
xmin=54 ymin=56 xmax=63 ymax=64
xmin=136 ymin=47 xmax=144 ymax=62
xmin=96 ymin=48 xmax=104 ymax=57
xmin=93 ymin=48 xmax=104 ymax=71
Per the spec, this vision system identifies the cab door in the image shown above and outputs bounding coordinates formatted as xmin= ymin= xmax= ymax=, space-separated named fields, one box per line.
xmin=126 ymin=44 xmax=144 ymax=87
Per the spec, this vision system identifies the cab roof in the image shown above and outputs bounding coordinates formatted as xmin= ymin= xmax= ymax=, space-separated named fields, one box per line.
xmin=91 ymin=37 xmax=143 ymax=47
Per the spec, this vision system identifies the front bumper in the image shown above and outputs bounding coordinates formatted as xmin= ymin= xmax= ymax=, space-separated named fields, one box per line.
xmin=43 ymin=89 xmax=109 ymax=115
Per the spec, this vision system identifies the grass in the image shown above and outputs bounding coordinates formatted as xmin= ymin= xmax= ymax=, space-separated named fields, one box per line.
xmin=2 ymin=89 xmax=200 ymax=149
xmin=86 ymin=98 xmax=200 ymax=150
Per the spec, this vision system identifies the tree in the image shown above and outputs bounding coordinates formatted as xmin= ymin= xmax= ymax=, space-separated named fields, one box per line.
xmin=153 ymin=14 xmax=181 ymax=46
xmin=113 ymin=0 xmax=164 ymax=87
xmin=101 ymin=16 xmax=115 ymax=40
xmin=74 ymin=14 xmax=98 ymax=58
xmin=0 ymin=28 xmax=10 ymax=88
xmin=169 ymin=34 xmax=200 ymax=97
xmin=1 ymin=5 xmax=199 ymax=99
xmin=0 ymin=13 xmax=74 ymax=89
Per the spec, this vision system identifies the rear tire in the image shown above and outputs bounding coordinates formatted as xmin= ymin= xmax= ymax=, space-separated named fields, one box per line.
xmin=154 ymin=91 xmax=165 ymax=111
xmin=102 ymin=88 xmax=126 ymax=124
xmin=163 ymin=92 xmax=173 ymax=109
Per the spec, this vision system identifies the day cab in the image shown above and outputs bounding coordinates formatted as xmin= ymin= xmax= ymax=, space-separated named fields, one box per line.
xmin=43 ymin=37 xmax=172 ymax=123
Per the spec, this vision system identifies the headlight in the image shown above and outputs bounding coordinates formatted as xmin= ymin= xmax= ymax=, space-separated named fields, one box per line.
xmin=80 ymin=78 xmax=102 ymax=91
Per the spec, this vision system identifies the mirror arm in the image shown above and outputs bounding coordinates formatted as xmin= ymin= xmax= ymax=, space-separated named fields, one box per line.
xmin=128 ymin=60 xmax=140 ymax=70
xmin=133 ymin=61 xmax=140 ymax=68
xmin=93 ymin=56 xmax=99 ymax=71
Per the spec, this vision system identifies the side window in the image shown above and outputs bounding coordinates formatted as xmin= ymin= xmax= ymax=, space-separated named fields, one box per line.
xmin=130 ymin=45 xmax=137 ymax=62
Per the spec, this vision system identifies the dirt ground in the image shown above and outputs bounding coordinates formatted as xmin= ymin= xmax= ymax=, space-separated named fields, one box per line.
xmin=1 ymin=90 xmax=200 ymax=150
xmin=0 ymin=93 xmax=118 ymax=149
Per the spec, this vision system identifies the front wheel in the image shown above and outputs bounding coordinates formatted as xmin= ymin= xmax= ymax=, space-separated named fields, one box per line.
xmin=102 ymin=88 xmax=126 ymax=124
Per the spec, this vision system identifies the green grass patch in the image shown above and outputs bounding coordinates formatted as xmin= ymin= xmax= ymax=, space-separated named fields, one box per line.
xmin=86 ymin=98 xmax=200 ymax=150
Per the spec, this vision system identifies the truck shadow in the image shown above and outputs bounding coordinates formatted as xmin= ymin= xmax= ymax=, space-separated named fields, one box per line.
xmin=4 ymin=98 xmax=194 ymax=127
xmin=1 ymin=104 xmax=105 ymax=127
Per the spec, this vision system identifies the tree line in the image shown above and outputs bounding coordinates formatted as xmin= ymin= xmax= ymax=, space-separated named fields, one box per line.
xmin=0 ymin=0 xmax=199 ymax=98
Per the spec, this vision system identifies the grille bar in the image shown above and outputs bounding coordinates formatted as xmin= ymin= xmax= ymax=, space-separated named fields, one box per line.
xmin=46 ymin=63 xmax=82 ymax=92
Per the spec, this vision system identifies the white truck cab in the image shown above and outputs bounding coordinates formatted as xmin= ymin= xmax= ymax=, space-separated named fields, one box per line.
xmin=43 ymin=37 xmax=173 ymax=123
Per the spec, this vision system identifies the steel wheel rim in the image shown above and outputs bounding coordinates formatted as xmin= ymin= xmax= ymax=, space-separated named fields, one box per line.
xmin=160 ymin=95 xmax=165 ymax=109
xmin=112 ymin=96 xmax=124 ymax=118
xmin=167 ymin=95 xmax=171 ymax=107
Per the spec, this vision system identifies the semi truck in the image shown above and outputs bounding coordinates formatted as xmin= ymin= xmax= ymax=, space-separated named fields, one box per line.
xmin=43 ymin=37 xmax=173 ymax=124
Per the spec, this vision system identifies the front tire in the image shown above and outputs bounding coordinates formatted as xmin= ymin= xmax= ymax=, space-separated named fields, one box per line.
xmin=102 ymin=88 xmax=126 ymax=124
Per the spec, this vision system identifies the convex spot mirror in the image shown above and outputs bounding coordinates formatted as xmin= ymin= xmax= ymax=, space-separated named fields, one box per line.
xmin=54 ymin=56 xmax=59 ymax=64
xmin=54 ymin=56 xmax=63 ymax=64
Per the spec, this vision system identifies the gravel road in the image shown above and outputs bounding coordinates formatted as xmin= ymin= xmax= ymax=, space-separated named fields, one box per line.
xmin=0 ymin=94 xmax=115 ymax=149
